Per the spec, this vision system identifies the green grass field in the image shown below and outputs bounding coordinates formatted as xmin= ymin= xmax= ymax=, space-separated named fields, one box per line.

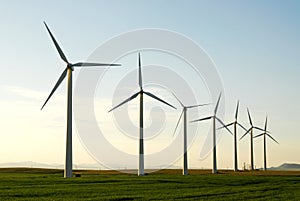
xmin=0 ymin=168 xmax=299 ymax=200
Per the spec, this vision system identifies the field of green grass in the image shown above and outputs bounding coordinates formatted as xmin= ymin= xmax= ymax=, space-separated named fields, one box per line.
xmin=0 ymin=168 xmax=299 ymax=200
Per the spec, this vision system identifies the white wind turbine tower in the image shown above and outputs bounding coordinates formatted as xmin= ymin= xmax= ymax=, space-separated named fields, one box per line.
xmin=219 ymin=101 xmax=247 ymax=171
xmin=239 ymin=108 xmax=265 ymax=171
xmin=190 ymin=93 xmax=232 ymax=174
xmin=253 ymin=116 xmax=279 ymax=171
xmin=108 ymin=53 xmax=176 ymax=176
xmin=172 ymin=92 xmax=209 ymax=175
xmin=41 ymin=22 xmax=121 ymax=178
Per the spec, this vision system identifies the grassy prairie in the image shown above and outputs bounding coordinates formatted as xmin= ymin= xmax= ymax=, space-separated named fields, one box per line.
xmin=0 ymin=168 xmax=299 ymax=200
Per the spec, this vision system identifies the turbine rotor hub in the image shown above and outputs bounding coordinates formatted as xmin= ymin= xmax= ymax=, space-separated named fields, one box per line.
xmin=67 ymin=63 xmax=74 ymax=71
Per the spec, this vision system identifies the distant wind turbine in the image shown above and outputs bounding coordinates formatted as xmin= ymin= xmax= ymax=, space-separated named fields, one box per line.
xmin=41 ymin=22 xmax=121 ymax=178
xmin=108 ymin=53 xmax=176 ymax=176
xmin=239 ymin=108 xmax=265 ymax=171
xmin=253 ymin=116 xmax=279 ymax=171
xmin=218 ymin=101 xmax=247 ymax=171
xmin=172 ymin=92 xmax=208 ymax=175
xmin=190 ymin=93 xmax=232 ymax=174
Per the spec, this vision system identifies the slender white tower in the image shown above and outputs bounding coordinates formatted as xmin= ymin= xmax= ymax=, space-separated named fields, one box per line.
xmin=41 ymin=22 xmax=120 ymax=178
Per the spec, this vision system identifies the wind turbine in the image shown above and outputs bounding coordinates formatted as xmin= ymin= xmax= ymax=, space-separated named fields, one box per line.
xmin=190 ymin=93 xmax=232 ymax=174
xmin=108 ymin=53 xmax=176 ymax=176
xmin=41 ymin=22 xmax=121 ymax=178
xmin=239 ymin=108 xmax=265 ymax=171
xmin=253 ymin=116 xmax=279 ymax=171
xmin=219 ymin=101 xmax=247 ymax=171
xmin=172 ymin=92 xmax=208 ymax=175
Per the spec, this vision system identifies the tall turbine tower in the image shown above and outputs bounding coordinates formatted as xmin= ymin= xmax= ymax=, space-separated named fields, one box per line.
xmin=191 ymin=93 xmax=232 ymax=174
xmin=41 ymin=22 xmax=121 ymax=178
xmin=254 ymin=116 xmax=279 ymax=170
xmin=172 ymin=92 xmax=208 ymax=175
xmin=219 ymin=101 xmax=247 ymax=171
xmin=108 ymin=53 xmax=176 ymax=176
xmin=240 ymin=108 xmax=264 ymax=171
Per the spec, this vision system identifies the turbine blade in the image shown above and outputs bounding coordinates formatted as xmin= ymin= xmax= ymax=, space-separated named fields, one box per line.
xmin=240 ymin=128 xmax=251 ymax=140
xmin=247 ymin=108 xmax=253 ymax=126
xmin=217 ymin=122 xmax=234 ymax=130
xmin=216 ymin=117 xmax=233 ymax=135
xmin=253 ymin=133 xmax=264 ymax=138
xmin=237 ymin=122 xmax=248 ymax=131
xmin=41 ymin=68 xmax=68 ymax=110
xmin=170 ymin=91 xmax=183 ymax=107
xmin=108 ymin=92 xmax=139 ymax=112
xmin=138 ymin=53 xmax=142 ymax=88
xmin=173 ymin=109 xmax=184 ymax=137
xmin=267 ymin=134 xmax=279 ymax=144
xmin=214 ymin=92 xmax=222 ymax=115
xmin=144 ymin=91 xmax=176 ymax=109
xmin=253 ymin=126 xmax=265 ymax=132
xmin=43 ymin=21 xmax=68 ymax=64
xmin=226 ymin=122 xmax=235 ymax=127
xmin=72 ymin=62 xmax=121 ymax=67
xmin=186 ymin=103 xmax=209 ymax=109
xmin=235 ymin=100 xmax=239 ymax=120
xmin=190 ymin=116 xmax=212 ymax=123
xmin=265 ymin=116 xmax=268 ymax=131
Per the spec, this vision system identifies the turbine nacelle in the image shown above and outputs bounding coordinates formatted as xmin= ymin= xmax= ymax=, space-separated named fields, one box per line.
xmin=67 ymin=64 xmax=74 ymax=71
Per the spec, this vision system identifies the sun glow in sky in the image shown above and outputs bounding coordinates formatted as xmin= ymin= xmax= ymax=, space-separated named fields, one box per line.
xmin=0 ymin=0 xmax=299 ymax=170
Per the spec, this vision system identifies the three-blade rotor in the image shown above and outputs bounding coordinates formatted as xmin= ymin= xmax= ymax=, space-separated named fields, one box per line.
xmin=108 ymin=53 xmax=176 ymax=113
xmin=41 ymin=22 xmax=121 ymax=110
xmin=240 ymin=108 xmax=266 ymax=140
xmin=190 ymin=93 xmax=232 ymax=135
xmin=253 ymin=116 xmax=279 ymax=144
xmin=171 ymin=92 xmax=209 ymax=136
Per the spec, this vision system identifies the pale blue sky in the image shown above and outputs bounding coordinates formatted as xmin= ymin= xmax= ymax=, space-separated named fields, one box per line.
xmin=0 ymin=1 xmax=299 ymax=169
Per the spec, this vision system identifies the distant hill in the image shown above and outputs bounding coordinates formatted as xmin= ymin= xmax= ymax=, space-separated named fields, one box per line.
xmin=269 ymin=163 xmax=300 ymax=171
xmin=0 ymin=161 xmax=105 ymax=170
xmin=0 ymin=161 xmax=61 ymax=169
